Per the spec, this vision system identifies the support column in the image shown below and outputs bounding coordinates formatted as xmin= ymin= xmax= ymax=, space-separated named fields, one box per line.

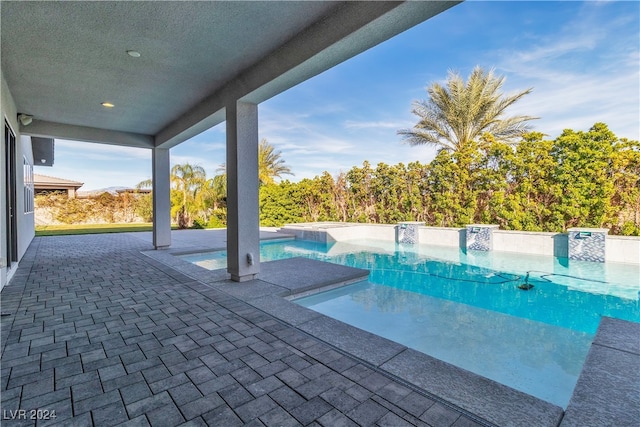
xmin=226 ymin=101 xmax=260 ymax=282
xmin=152 ymin=147 xmax=171 ymax=249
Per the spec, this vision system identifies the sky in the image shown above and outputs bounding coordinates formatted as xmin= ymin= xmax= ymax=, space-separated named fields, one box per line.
xmin=44 ymin=1 xmax=639 ymax=191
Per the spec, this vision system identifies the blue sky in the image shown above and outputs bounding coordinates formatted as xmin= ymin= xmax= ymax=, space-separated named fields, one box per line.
xmin=46 ymin=1 xmax=639 ymax=191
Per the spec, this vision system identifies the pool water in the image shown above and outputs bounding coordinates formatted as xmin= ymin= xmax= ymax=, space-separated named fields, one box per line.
xmin=181 ymin=238 xmax=640 ymax=408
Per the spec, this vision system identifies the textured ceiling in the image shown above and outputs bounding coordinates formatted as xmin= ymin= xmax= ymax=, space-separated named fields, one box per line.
xmin=2 ymin=1 xmax=339 ymax=135
xmin=1 ymin=1 xmax=458 ymax=148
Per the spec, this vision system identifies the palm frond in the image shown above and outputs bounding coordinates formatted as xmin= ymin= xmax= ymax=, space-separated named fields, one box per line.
xmin=399 ymin=66 xmax=536 ymax=153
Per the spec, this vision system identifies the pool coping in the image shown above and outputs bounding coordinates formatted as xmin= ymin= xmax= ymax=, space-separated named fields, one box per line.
xmin=560 ymin=317 xmax=640 ymax=426
xmin=143 ymin=248 xmax=582 ymax=427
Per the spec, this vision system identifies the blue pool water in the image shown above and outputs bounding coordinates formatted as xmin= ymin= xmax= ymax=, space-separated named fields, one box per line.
xmin=181 ymin=239 xmax=640 ymax=407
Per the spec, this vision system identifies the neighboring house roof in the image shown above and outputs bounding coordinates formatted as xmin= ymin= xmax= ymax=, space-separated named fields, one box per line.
xmin=34 ymin=174 xmax=83 ymax=191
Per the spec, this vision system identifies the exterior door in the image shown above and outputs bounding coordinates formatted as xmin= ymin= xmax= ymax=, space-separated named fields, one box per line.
xmin=4 ymin=121 xmax=18 ymax=268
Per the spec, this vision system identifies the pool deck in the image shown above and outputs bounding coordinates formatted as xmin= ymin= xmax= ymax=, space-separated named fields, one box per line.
xmin=1 ymin=229 xmax=638 ymax=426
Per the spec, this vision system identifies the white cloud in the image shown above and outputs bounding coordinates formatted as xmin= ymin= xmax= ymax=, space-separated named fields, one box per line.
xmin=343 ymin=120 xmax=406 ymax=130
xmin=509 ymin=69 xmax=639 ymax=139
xmin=489 ymin=2 xmax=639 ymax=140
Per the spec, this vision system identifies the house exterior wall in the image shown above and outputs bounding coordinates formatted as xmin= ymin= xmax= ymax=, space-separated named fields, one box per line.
xmin=1 ymin=70 xmax=36 ymax=291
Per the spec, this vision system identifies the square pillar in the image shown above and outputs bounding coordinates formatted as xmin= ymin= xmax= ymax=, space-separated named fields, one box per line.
xmin=568 ymin=228 xmax=608 ymax=262
xmin=466 ymin=224 xmax=499 ymax=251
xmin=226 ymin=101 xmax=260 ymax=282
xmin=152 ymin=147 xmax=171 ymax=249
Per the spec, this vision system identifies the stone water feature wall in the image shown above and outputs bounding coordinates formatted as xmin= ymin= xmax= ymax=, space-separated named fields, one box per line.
xmin=466 ymin=224 xmax=499 ymax=251
xmin=396 ymin=222 xmax=424 ymax=244
xmin=568 ymin=228 xmax=608 ymax=262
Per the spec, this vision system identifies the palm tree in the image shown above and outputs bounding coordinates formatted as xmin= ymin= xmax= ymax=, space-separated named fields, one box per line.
xmin=170 ymin=163 xmax=206 ymax=228
xmin=218 ymin=138 xmax=293 ymax=185
xmin=200 ymin=174 xmax=227 ymax=211
xmin=398 ymin=66 xmax=537 ymax=152
xmin=137 ymin=163 xmax=206 ymax=228
xmin=258 ymin=139 xmax=293 ymax=185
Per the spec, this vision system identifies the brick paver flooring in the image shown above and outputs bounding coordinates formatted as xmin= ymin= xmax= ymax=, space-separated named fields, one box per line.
xmin=1 ymin=234 xmax=486 ymax=426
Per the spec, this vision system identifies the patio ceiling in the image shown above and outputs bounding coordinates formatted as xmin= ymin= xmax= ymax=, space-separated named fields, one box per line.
xmin=1 ymin=1 xmax=458 ymax=149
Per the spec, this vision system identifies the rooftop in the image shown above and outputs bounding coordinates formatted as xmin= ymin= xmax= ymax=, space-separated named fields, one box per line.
xmin=33 ymin=174 xmax=84 ymax=188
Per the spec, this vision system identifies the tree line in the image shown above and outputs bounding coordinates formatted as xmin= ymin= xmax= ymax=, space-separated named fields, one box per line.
xmin=259 ymin=123 xmax=639 ymax=235
xmin=260 ymin=68 xmax=638 ymax=235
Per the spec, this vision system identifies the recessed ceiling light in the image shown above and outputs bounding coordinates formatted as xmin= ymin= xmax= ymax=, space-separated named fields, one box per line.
xmin=127 ymin=50 xmax=141 ymax=58
xmin=101 ymin=102 xmax=115 ymax=108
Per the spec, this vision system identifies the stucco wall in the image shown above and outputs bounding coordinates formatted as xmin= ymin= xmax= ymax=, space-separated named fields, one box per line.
xmin=493 ymin=230 xmax=568 ymax=258
xmin=606 ymin=235 xmax=640 ymax=264
xmin=1 ymin=71 xmax=13 ymax=289
xmin=1 ymin=70 xmax=36 ymax=291
xmin=419 ymin=227 xmax=465 ymax=248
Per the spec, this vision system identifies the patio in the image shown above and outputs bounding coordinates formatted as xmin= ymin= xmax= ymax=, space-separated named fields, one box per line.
xmin=1 ymin=230 xmax=638 ymax=426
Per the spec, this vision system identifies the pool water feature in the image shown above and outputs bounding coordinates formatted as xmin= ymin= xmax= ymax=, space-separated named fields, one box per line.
xmin=180 ymin=239 xmax=640 ymax=408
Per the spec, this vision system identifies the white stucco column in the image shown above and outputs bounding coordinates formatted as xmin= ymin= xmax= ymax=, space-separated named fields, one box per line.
xmin=226 ymin=101 xmax=260 ymax=282
xmin=152 ymin=147 xmax=171 ymax=249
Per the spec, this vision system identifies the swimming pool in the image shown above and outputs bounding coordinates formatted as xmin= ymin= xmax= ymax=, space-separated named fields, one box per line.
xmin=180 ymin=238 xmax=640 ymax=408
